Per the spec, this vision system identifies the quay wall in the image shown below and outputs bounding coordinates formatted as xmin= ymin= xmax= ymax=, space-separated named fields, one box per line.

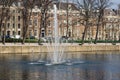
xmin=0 ymin=45 xmax=120 ymax=54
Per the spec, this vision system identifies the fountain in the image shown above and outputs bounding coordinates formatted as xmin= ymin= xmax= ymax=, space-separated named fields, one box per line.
xmin=29 ymin=4 xmax=85 ymax=66
xmin=29 ymin=4 xmax=66 ymax=65
xmin=45 ymin=4 xmax=66 ymax=65
xmin=31 ymin=4 xmax=83 ymax=66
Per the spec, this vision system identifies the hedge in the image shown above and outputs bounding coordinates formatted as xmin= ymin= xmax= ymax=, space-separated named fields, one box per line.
xmin=5 ymin=38 xmax=39 ymax=43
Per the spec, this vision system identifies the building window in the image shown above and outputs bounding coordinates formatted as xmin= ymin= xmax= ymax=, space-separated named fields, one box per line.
xmin=18 ymin=10 xmax=20 ymax=13
xmin=34 ymin=19 xmax=37 ymax=26
xmin=29 ymin=30 xmax=32 ymax=36
xmin=29 ymin=20 xmax=32 ymax=25
xmin=34 ymin=30 xmax=37 ymax=36
xmin=48 ymin=30 xmax=51 ymax=35
xmin=2 ymin=23 xmax=4 ymax=27
xmin=13 ymin=23 xmax=15 ymax=28
xmin=34 ymin=12 xmax=38 ymax=16
xmin=41 ymin=29 xmax=45 ymax=37
xmin=13 ymin=31 xmax=15 ymax=35
xmin=8 ymin=16 xmax=10 ymax=21
xmin=13 ymin=16 xmax=15 ymax=21
xmin=42 ymin=33 xmax=44 ymax=37
xmin=18 ymin=31 xmax=20 ymax=35
xmin=7 ymin=31 xmax=10 ymax=36
xmin=13 ymin=10 xmax=15 ymax=13
xmin=18 ymin=24 xmax=20 ymax=28
xmin=18 ymin=16 xmax=20 ymax=21
xmin=8 ymin=23 xmax=10 ymax=28
xmin=48 ymin=20 xmax=50 ymax=26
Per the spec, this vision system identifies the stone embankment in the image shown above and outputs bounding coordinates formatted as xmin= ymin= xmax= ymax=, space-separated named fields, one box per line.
xmin=0 ymin=43 xmax=120 ymax=54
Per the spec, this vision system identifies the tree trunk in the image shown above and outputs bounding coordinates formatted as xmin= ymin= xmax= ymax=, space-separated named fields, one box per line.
xmin=22 ymin=16 xmax=28 ymax=44
xmin=44 ymin=11 xmax=47 ymax=37
xmin=66 ymin=0 xmax=69 ymax=38
xmin=0 ymin=8 xmax=5 ymax=42
xmin=81 ymin=21 xmax=88 ymax=44
xmin=2 ymin=33 xmax=5 ymax=45
xmin=94 ymin=15 xmax=101 ymax=44
xmin=2 ymin=18 xmax=7 ymax=45
xmin=94 ymin=24 xmax=99 ymax=44
xmin=38 ymin=11 xmax=44 ymax=45
xmin=38 ymin=16 xmax=43 ymax=45
xmin=22 ymin=9 xmax=31 ymax=44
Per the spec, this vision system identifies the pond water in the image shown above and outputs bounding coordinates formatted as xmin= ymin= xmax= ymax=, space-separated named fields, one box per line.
xmin=0 ymin=51 xmax=120 ymax=80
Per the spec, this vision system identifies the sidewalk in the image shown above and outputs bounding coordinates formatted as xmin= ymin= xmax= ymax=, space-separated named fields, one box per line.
xmin=0 ymin=43 xmax=119 ymax=46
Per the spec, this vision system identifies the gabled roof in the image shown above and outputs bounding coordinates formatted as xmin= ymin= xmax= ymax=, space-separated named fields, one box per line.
xmin=104 ymin=9 xmax=118 ymax=16
xmin=55 ymin=2 xmax=79 ymax=11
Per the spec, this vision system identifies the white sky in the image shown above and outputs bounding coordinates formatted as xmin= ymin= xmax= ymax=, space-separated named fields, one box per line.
xmin=60 ymin=0 xmax=120 ymax=9
xmin=111 ymin=0 xmax=120 ymax=9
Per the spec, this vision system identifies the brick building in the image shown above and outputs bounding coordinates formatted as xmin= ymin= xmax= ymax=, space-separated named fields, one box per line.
xmin=0 ymin=1 xmax=120 ymax=41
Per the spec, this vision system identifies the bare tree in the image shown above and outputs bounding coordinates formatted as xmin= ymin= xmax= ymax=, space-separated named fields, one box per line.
xmin=66 ymin=0 xmax=69 ymax=38
xmin=94 ymin=0 xmax=112 ymax=44
xmin=29 ymin=0 xmax=35 ymax=38
xmin=37 ymin=0 xmax=52 ymax=44
xmin=118 ymin=4 xmax=120 ymax=9
xmin=0 ymin=0 xmax=15 ymax=44
xmin=21 ymin=0 xmax=35 ymax=44
xmin=77 ymin=0 xmax=95 ymax=44
xmin=117 ymin=4 xmax=120 ymax=41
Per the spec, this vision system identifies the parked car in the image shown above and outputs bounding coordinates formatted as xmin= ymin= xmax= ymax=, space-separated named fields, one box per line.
xmin=10 ymin=35 xmax=20 ymax=39
xmin=1 ymin=35 xmax=11 ymax=39
xmin=29 ymin=36 xmax=35 ymax=39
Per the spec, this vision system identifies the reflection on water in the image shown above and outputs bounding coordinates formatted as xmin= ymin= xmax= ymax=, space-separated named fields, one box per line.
xmin=0 ymin=51 xmax=120 ymax=80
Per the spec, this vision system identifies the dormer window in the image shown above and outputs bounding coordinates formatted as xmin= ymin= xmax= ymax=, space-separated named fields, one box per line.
xmin=68 ymin=4 xmax=71 ymax=7
xmin=35 ymin=6 xmax=38 ymax=11
xmin=110 ymin=12 xmax=112 ymax=16
xmin=12 ymin=3 xmax=16 ymax=7
xmin=18 ymin=2 xmax=21 ymax=7
xmin=68 ymin=4 xmax=71 ymax=10
xmin=13 ymin=10 xmax=15 ymax=13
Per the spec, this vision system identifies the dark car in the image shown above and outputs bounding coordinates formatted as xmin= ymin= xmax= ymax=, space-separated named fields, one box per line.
xmin=5 ymin=35 xmax=11 ymax=39
xmin=1 ymin=35 xmax=11 ymax=39
xmin=29 ymin=36 xmax=36 ymax=39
